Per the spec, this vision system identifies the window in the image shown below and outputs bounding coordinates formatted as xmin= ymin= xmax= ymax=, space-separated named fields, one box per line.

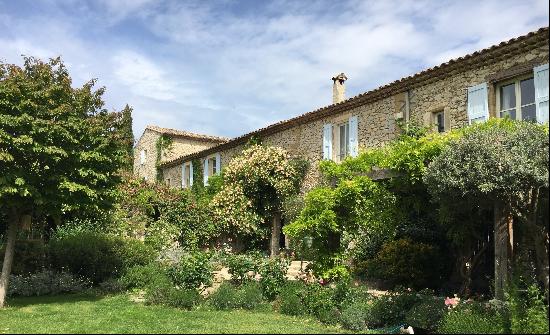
xmin=338 ymin=122 xmax=350 ymax=161
xmin=433 ymin=111 xmax=445 ymax=133
xmin=140 ymin=149 xmax=147 ymax=165
xmin=184 ymin=163 xmax=191 ymax=188
xmin=209 ymin=156 xmax=217 ymax=176
xmin=166 ymin=178 xmax=171 ymax=186
xmin=497 ymin=76 xmax=536 ymax=121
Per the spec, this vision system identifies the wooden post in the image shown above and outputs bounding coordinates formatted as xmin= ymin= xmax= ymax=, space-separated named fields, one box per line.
xmin=270 ymin=212 xmax=282 ymax=258
xmin=494 ymin=201 xmax=513 ymax=300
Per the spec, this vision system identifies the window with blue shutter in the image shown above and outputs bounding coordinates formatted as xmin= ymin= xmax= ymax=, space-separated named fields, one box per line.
xmin=189 ymin=162 xmax=193 ymax=187
xmin=467 ymin=83 xmax=489 ymax=124
xmin=534 ymin=63 xmax=549 ymax=124
xmin=323 ymin=124 xmax=333 ymax=160
xmin=181 ymin=163 xmax=186 ymax=188
xmin=203 ymin=158 xmax=209 ymax=186
xmin=349 ymin=116 xmax=358 ymax=157
xmin=215 ymin=153 xmax=221 ymax=175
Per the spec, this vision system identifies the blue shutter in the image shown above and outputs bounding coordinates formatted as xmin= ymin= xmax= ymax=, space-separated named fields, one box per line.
xmin=323 ymin=124 xmax=332 ymax=160
xmin=534 ymin=63 xmax=549 ymax=124
xmin=181 ymin=163 xmax=186 ymax=188
xmin=467 ymin=83 xmax=489 ymax=124
xmin=203 ymin=158 xmax=209 ymax=186
xmin=349 ymin=116 xmax=358 ymax=157
xmin=215 ymin=153 xmax=221 ymax=174
xmin=189 ymin=162 xmax=193 ymax=187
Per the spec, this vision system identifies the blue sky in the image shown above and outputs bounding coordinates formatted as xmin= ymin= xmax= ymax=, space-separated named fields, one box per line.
xmin=1 ymin=0 xmax=548 ymax=139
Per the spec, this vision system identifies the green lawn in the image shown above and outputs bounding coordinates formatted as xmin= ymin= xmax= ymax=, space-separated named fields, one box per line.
xmin=0 ymin=294 xmax=354 ymax=334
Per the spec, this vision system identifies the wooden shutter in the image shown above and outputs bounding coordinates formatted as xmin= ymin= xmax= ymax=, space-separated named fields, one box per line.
xmin=349 ymin=116 xmax=358 ymax=157
xmin=189 ymin=162 xmax=194 ymax=187
xmin=323 ymin=124 xmax=333 ymax=160
xmin=534 ymin=63 xmax=549 ymax=124
xmin=203 ymin=158 xmax=209 ymax=186
xmin=467 ymin=83 xmax=489 ymax=124
xmin=215 ymin=153 xmax=221 ymax=174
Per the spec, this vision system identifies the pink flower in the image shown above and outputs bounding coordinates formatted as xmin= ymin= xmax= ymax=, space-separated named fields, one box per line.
xmin=445 ymin=296 xmax=460 ymax=308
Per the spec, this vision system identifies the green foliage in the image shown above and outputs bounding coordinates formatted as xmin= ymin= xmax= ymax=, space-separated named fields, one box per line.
xmin=224 ymin=251 xmax=262 ymax=285
xmin=49 ymin=229 xmax=155 ymax=284
xmin=210 ymin=145 xmax=304 ymax=242
xmin=209 ymin=281 xmax=239 ymax=310
xmin=235 ymin=281 xmax=264 ymax=310
xmin=0 ymin=56 xmax=125 ymax=218
xmin=120 ymin=263 xmax=169 ymax=289
xmin=405 ymin=297 xmax=446 ymax=332
xmin=360 ymin=238 xmax=443 ymax=289
xmin=120 ymin=104 xmax=134 ymax=171
xmin=506 ymin=283 xmax=549 ymax=334
xmin=7 ymin=270 xmax=90 ymax=297
xmin=167 ymin=251 xmax=213 ymax=290
xmin=437 ymin=301 xmax=506 ymax=334
xmin=425 ymin=118 xmax=549 ymax=204
xmin=0 ymin=240 xmax=47 ymax=275
xmin=278 ymin=281 xmax=308 ymax=316
xmin=165 ymin=288 xmax=202 ymax=310
xmin=339 ymin=301 xmax=370 ymax=331
xmin=258 ymin=257 xmax=289 ymax=300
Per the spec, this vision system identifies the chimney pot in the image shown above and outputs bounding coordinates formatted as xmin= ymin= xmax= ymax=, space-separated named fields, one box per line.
xmin=332 ymin=73 xmax=348 ymax=104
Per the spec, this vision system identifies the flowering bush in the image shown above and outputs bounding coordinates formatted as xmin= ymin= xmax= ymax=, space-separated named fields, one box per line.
xmin=8 ymin=270 xmax=90 ymax=297
xmin=210 ymin=145 xmax=305 ymax=244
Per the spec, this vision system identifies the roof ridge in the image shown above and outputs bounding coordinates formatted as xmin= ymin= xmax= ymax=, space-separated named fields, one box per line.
xmin=146 ymin=125 xmax=230 ymax=142
xmin=159 ymin=26 xmax=549 ymax=168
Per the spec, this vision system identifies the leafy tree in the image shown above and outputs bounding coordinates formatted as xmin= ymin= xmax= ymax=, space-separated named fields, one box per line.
xmin=424 ymin=119 xmax=549 ymax=299
xmin=210 ymin=145 xmax=305 ymax=256
xmin=0 ymin=57 xmax=125 ymax=307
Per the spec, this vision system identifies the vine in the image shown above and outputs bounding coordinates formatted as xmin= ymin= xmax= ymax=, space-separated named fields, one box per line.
xmin=155 ymin=134 xmax=173 ymax=183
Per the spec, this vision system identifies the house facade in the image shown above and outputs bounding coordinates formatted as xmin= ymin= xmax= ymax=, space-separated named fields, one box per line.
xmin=136 ymin=27 xmax=549 ymax=192
xmin=133 ymin=125 xmax=228 ymax=183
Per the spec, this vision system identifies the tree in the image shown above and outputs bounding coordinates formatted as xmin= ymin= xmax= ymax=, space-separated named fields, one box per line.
xmin=209 ymin=145 xmax=305 ymax=256
xmin=424 ymin=119 xmax=549 ymax=299
xmin=0 ymin=57 xmax=125 ymax=307
xmin=120 ymin=104 xmax=134 ymax=171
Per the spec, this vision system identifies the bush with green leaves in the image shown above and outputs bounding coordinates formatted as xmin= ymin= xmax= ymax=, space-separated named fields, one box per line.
xmin=120 ymin=263 xmax=170 ymax=289
xmin=235 ymin=281 xmax=264 ymax=310
xmin=7 ymin=270 xmax=90 ymax=297
xmin=340 ymin=301 xmax=370 ymax=331
xmin=0 ymin=240 xmax=47 ymax=275
xmin=144 ymin=278 xmax=201 ymax=310
xmin=278 ymin=281 xmax=308 ymax=316
xmin=224 ymin=252 xmax=263 ymax=285
xmin=167 ymin=251 xmax=213 ymax=290
xmin=405 ymin=296 xmax=446 ymax=332
xmin=49 ymin=230 xmax=156 ymax=284
xmin=258 ymin=257 xmax=289 ymax=300
xmin=506 ymin=283 xmax=549 ymax=334
xmin=361 ymin=238 xmax=443 ymax=289
xmin=209 ymin=281 xmax=239 ymax=310
xmin=437 ymin=301 xmax=506 ymax=334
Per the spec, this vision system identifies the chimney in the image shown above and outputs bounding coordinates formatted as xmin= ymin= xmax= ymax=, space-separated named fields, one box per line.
xmin=332 ymin=73 xmax=348 ymax=104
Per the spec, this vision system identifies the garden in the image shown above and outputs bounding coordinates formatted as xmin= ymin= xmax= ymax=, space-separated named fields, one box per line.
xmin=1 ymin=58 xmax=549 ymax=334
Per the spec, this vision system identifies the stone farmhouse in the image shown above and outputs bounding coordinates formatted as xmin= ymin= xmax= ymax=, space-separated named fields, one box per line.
xmin=135 ymin=27 xmax=549 ymax=192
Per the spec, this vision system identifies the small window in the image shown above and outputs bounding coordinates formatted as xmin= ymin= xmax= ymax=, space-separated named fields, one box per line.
xmin=433 ymin=111 xmax=445 ymax=133
xmin=184 ymin=164 xmax=191 ymax=188
xmin=209 ymin=157 xmax=217 ymax=176
xmin=498 ymin=76 xmax=536 ymax=121
xmin=338 ymin=122 xmax=350 ymax=161
xmin=166 ymin=178 xmax=171 ymax=186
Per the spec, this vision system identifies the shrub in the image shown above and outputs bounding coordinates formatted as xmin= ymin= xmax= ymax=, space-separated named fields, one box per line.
xmin=258 ymin=257 xmax=289 ymax=300
xmin=7 ymin=270 xmax=90 ymax=297
xmin=98 ymin=278 xmax=126 ymax=294
xmin=437 ymin=301 xmax=506 ymax=334
xmin=363 ymin=238 xmax=443 ymax=289
xmin=302 ymin=283 xmax=339 ymax=323
xmin=144 ymin=278 xmax=174 ymax=306
xmin=364 ymin=289 xmax=421 ymax=328
xmin=340 ymin=302 xmax=370 ymax=331
xmin=278 ymin=281 xmax=307 ymax=316
xmin=49 ymin=230 xmax=155 ymax=284
xmin=235 ymin=281 xmax=264 ymax=310
xmin=405 ymin=297 xmax=446 ymax=332
xmin=507 ymin=284 xmax=549 ymax=334
xmin=225 ymin=252 xmax=262 ymax=285
xmin=209 ymin=282 xmax=239 ymax=310
xmin=167 ymin=251 xmax=213 ymax=290
xmin=165 ymin=288 xmax=201 ymax=310
xmin=0 ymin=240 xmax=47 ymax=275
xmin=120 ymin=263 xmax=169 ymax=289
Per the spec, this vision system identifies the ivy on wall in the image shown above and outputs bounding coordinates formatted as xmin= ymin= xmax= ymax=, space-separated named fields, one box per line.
xmin=155 ymin=134 xmax=173 ymax=183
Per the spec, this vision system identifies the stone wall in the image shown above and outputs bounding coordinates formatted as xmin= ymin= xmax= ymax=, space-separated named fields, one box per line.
xmin=133 ymin=129 xmax=160 ymax=182
xmin=162 ymin=42 xmax=548 ymax=191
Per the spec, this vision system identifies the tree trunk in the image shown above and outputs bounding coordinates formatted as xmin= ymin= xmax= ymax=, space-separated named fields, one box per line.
xmin=270 ymin=212 xmax=282 ymax=258
xmin=494 ymin=201 xmax=513 ymax=300
xmin=0 ymin=208 xmax=20 ymax=308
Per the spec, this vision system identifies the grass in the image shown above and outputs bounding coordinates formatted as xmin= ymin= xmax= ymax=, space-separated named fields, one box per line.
xmin=0 ymin=293 xmax=355 ymax=334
